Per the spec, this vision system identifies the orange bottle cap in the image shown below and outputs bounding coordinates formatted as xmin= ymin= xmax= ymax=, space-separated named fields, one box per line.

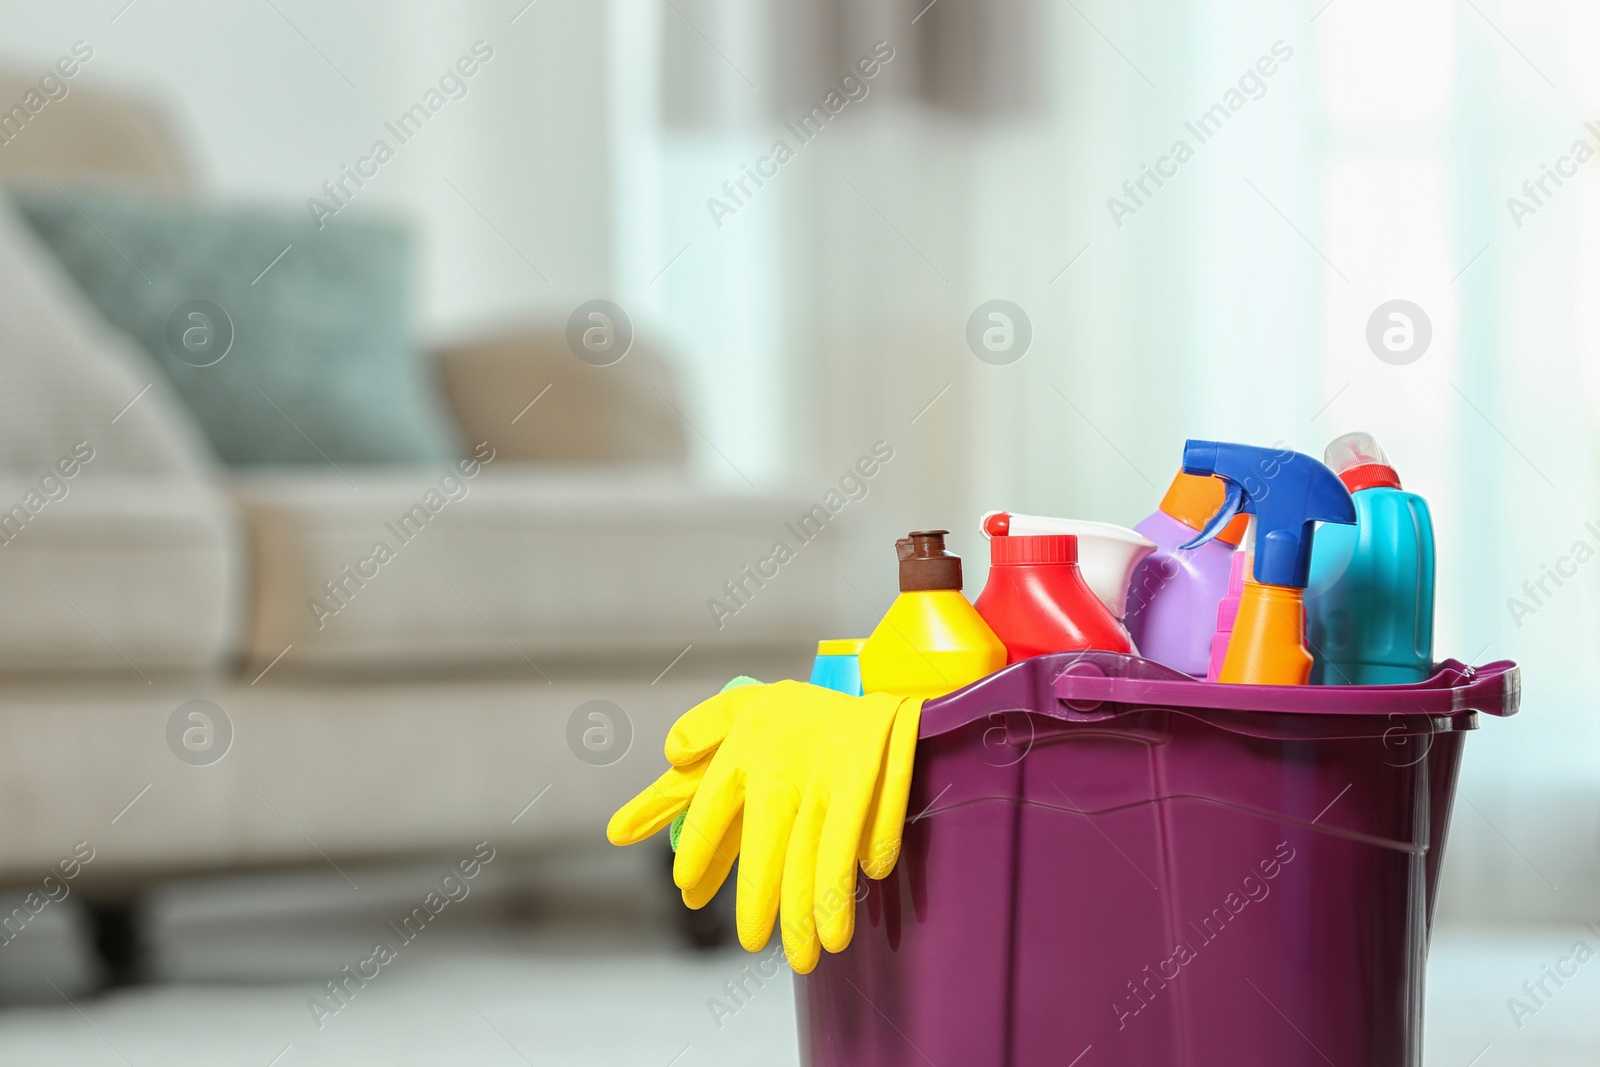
xmin=1160 ymin=472 xmax=1250 ymax=546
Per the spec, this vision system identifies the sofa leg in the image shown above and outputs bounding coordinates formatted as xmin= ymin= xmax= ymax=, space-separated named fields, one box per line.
xmin=662 ymin=843 xmax=735 ymax=950
xmin=82 ymin=897 xmax=153 ymax=989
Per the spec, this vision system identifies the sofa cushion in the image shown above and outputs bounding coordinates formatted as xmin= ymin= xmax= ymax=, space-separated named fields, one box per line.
xmin=0 ymin=479 xmax=240 ymax=673
xmin=0 ymin=70 xmax=192 ymax=193
xmin=436 ymin=327 xmax=689 ymax=463
xmin=0 ymin=196 xmax=241 ymax=673
xmin=234 ymin=466 xmax=848 ymax=672
xmin=10 ymin=187 xmax=460 ymax=467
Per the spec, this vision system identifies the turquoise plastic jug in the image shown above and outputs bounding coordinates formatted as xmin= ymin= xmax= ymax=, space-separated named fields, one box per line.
xmin=1307 ymin=433 xmax=1435 ymax=685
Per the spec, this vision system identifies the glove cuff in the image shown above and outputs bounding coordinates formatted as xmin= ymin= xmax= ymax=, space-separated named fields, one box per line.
xmin=860 ymin=697 xmax=923 ymax=880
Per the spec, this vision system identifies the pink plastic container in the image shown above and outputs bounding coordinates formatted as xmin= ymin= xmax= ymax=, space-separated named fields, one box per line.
xmin=795 ymin=651 xmax=1519 ymax=1067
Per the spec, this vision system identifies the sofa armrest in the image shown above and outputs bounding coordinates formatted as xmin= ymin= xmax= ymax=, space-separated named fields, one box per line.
xmin=0 ymin=73 xmax=191 ymax=193
xmin=434 ymin=326 xmax=689 ymax=464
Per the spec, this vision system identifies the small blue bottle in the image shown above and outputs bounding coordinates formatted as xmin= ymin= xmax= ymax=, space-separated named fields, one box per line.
xmin=1307 ymin=433 xmax=1436 ymax=685
xmin=809 ymin=639 xmax=865 ymax=695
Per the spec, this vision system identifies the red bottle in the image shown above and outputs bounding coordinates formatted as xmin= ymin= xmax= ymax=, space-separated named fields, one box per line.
xmin=974 ymin=534 xmax=1132 ymax=663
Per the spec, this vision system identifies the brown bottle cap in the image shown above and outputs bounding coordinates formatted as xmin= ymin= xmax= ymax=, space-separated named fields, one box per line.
xmin=897 ymin=530 xmax=963 ymax=592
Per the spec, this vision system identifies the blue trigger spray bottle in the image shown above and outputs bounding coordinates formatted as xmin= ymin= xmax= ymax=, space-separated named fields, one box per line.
xmin=1179 ymin=440 xmax=1356 ymax=685
xmin=1306 ymin=432 xmax=1436 ymax=685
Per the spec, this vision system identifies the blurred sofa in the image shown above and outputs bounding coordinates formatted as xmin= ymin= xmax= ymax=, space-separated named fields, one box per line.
xmin=0 ymin=75 xmax=840 ymax=916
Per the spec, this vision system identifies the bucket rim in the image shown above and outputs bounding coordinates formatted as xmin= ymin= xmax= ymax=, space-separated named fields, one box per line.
xmin=918 ymin=652 xmax=1520 ymax=742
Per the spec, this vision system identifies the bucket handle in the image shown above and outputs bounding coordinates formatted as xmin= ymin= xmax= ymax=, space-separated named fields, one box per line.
xmin=1050 ymin=658 xmax=1520 ymax=719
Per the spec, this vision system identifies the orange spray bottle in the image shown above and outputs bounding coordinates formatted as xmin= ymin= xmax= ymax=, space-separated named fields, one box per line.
xmin=1178 ymin=441 xmax=1356 ymax=685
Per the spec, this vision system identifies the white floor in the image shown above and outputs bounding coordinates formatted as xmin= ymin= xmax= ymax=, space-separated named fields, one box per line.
xmin=0 ymin=874 xmax=1593 ymax=1065
xmin=1423 ymin=927 xmax=1600 ymax=1067
xmin=0 ymin=915 xmax=799 ymax=1066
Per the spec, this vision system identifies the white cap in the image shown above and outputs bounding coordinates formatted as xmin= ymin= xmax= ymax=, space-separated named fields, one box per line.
xmin=1323 ymin=431 xmax=1389 ymax=476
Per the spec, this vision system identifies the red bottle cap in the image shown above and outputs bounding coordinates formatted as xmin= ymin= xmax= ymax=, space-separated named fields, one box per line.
xmin=1335 ymin=462 xmax=1402 ymax=493
xmin=989 ymin=533 xmax=1077 ymax=565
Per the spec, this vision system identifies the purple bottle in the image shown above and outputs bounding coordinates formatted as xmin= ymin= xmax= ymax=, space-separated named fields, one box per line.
xmin=1125 ymin=471 xmax=1250 ymax=676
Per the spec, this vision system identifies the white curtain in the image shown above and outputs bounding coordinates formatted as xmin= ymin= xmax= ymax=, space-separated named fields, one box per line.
xmin=614 ymin=0 xmax=1600 ymax=919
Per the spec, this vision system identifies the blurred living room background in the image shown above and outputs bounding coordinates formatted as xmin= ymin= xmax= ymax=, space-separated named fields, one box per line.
xmin=0 ymin=0 xmax=1594 ymax=1063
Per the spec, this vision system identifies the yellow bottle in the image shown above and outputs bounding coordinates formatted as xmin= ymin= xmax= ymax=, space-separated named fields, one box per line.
xmin=860 ymin=530 xmax=1006 ymax=700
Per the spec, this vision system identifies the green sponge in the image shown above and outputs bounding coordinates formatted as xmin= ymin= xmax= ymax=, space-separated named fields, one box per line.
xmin=669 ymin=675 xmax=762 ymax=851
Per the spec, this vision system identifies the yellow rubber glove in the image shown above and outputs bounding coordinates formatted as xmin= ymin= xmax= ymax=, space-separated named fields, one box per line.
xmin=668 ymin=676 xmax=764 ymax=859
xmin=606 ymin=679 xmax=762 ymax=909
xmin=611 ymin=679 xmax=916 ymax=904
xmin=607 ymin=680 xmax=922 ymax=973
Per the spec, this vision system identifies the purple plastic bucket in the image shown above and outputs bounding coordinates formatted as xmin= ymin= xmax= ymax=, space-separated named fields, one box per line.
xmin=795 ymin=651 xmax=1519 ymax=1067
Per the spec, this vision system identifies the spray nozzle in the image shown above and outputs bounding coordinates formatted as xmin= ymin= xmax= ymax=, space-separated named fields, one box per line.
xmin=1178 ymin=440 xmax=1355 ymax=589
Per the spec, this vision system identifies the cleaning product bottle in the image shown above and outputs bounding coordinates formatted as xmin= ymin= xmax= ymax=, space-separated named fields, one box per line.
xmin=1206 ymin=543 xmax=1248 ymax=682
xmin=809 ymin=639 xmax=866 ymax=695
xmin=973 ymin=532 xmax=1132 ymax=663
xmin=978 ymin=513 xmax=1155 ymax=620
xmin=1179 ymin=441 xmax=1356 ymax=685
xmin=859 ymin=531 xmax=1006 ymax=700
xmin=1124 ymin=472 xmax=1251 ymax=677
xmin=1306 ymin=432 xmax=1436 ymax=685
